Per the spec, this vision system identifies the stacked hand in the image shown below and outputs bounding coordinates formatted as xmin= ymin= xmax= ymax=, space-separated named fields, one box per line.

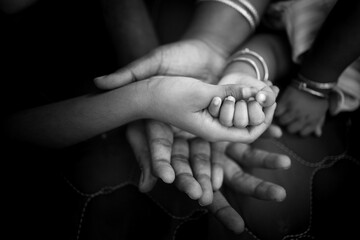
xmin=276 ymin=86 xmax=328 ymax=137
xmin=95 ymin=39 xmax=289 ymax=233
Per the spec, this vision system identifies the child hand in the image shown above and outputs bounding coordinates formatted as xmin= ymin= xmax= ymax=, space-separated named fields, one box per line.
xmin=275 ymin=86 xmax=329 ymax=137
xmin=145 ymin=76 xmax=276 ymax=143
xmin=208 ymin=96 xmax=265 ymax=128
xmin=209 ymin=73 xmax=279 ymax=128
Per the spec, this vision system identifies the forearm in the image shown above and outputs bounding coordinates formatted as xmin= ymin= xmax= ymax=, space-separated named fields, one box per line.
xmin=4 ymin=82 xmax=149 ymax=148
xmin=300 ymin=0 xmax=360 ymax=83
xmin=100 ymin=0 xmax=159 ymax=65
xmin=224 ymin=33 xmax=292 ymax=81
xmin=183 ymin=0 xmax=271 ymax=57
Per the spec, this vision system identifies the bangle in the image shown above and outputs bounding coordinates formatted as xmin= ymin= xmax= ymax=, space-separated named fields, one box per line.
xmin=197 ymin=0 xmax=256 ymax=31
xmin=297 ymin=73 xmax=336 ymax=90
xmin=235 ymin=48 xmax=269 ymax=81
xmin=234 ymin=0 xmax=259 ymax=24
xmin=230 ymin=57 xmax=261 ymax=81
xmin=291 ymin=79 xmax=328 ymax=99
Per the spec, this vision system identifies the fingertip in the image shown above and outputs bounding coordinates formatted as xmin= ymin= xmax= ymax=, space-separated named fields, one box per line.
xmin=232 ymin=220 xmax=245 ymax=235
xmin=209 ymin=97 xmax=222 ymax=117
xmin=187 ymin=184 xmax=203 ymax=200
xmin=278 ymin=155 xmax=291 ymax=169
xmin=213 ymin=96 xmax=222 ymax=106
xmin=225 ymin=96 xmax=236 ymax=102
xmin=93 ymin=75 xmax=107 ymax=88
xmin=199 ymin=191 xmax=214 ymax=206
xmin=267 ymin=124 xmax=283 ymax=138
xmin=158 ymin=168 xmax=175 ymax=184
xmin=212 ymin=167 xmax=224 ymax=191
xmin=269 ymin=185 xmax=287 ymax=202
xmin=275 ymin=187 xmax=287 ymax=202
xmin=256 ymin=90 xmax=275 ymax=107
xmin=139 ymin=172 xmax=157 ymax=193
xmin=256 ymin=92 xmax=266 ymax=105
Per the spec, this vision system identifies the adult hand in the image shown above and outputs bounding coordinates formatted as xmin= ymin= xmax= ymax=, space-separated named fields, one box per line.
xmin=126 ymin=119 xmax=290 ymax=234
xmin=94 ymin=39 xmax=227 ymax=89
xmin=136 ymin=76 xmax=276 ymax=143
xmin=172 ymin=138 xmax=290 ymax=233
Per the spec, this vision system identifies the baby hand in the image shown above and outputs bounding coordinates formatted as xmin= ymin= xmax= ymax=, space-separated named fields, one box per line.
xmin=208 ymin=96 xmax=265 ymax=128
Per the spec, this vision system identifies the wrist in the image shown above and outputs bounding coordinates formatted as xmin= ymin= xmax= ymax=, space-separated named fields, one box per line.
xmin=290 ymin=73 xmax=336 ymax=99
xmin=120 ymin=80 xmax=151 ymax=121
xmin=223 ymin=60 xmax=259 ymax=79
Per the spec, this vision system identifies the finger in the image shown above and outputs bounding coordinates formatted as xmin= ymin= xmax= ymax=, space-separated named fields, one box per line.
xmin=171 ymin=137 xmax=202 ymax=200
xmin=226 ymin=142 xmax=291 ymax=169
xmin=222 ymin=84 xmax=258 ymax=100
xmin=287 ymin=118 xmax=305 ymax=134
xmin=278 ymin=110 xmax=296 ymax=125
xmin=264 ymin=80 xmax=273 ymax=87
xmin=171 ymin=126 xmax=196 ymax=139
xmin=233 ymin=100 xmax=249 ymax=128
xmin=275 ymin=98 xmax=287 ymax=117
xmin=94 ymin=50 xmax=161 ymax=89
xmin=208 ymin=97 xmax=222 ymax=118
xmin=300 ymin=123 xmax=316 ymax=137
xmin=315 ymin=116 xmax=325 ymax=137
xmin=201 ymin=103 xmax=276 ymax=143
xmin=146 ymin=120 xmax=175 ymax=184
xmin=126 ymin=122 xmax=157 ymax=192
xmin=210 ymin=142 xmax=228 ymax=191
xmin=261 ymin=124 xmax=283 ymax=138
xmin=270 ymin=85 xmax=280 ymax=97
xmin=219 ymin=96 xmax=235 ymax=127
xmin=255 ymin=86 xmax=276 ymax=107
xmin=223 ymin=158 xmax=286 ymax=202
xmin=207 ymin=191 xmax=245 ymax=234
xmin=190 ymin=138 xmax=213 ymax=206
xmin=248 ymin=100 xmax=265 ymax=126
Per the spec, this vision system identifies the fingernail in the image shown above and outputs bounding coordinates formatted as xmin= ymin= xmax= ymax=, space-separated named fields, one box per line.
xmin=94 ymin=75 xmax=106 ymax=81
xmin=257 ymin=93 xmax=266 ymax=103
xmin=225 ymin=96 xmax=236 ymax=102
xmin=213 ymin=97 xmax=221 ymax=106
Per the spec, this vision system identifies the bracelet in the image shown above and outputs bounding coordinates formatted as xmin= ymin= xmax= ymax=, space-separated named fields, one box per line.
xmin=197 ymin=0 xmax=256 ymax=31
xmin=291 ymin=79 xmax=328 ymax=99
xmin=230 ymin=57 xmax=261 ymax=81
xmin=297 ymin=73 xmax=336 ymax=90
xmin=235 ymin=48 xmax=269 ymax=81
xmin=235 ymin=0 xmax=259 ymax=24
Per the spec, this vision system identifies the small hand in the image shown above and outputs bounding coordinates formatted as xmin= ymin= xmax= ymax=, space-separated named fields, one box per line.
xmin=276 ymin=86 xmax=328 ymax=137
xmin=208 ymin=73 xmax=279 ymax=130
xmin=143 ymin=76 xmax=276 ymax=143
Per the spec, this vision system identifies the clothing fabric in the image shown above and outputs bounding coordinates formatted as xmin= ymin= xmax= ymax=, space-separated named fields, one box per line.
xmin=265 ymin=0 xmax=360 ymax=115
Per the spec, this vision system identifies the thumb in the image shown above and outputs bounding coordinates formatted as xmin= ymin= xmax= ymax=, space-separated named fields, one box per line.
xmin=220 ymin=84 xmax=258 ymax=100
xmin=126 ymin=121 xmax=157 ymax=193
xmin=94 ymin=50 xmax=162 ymax=90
